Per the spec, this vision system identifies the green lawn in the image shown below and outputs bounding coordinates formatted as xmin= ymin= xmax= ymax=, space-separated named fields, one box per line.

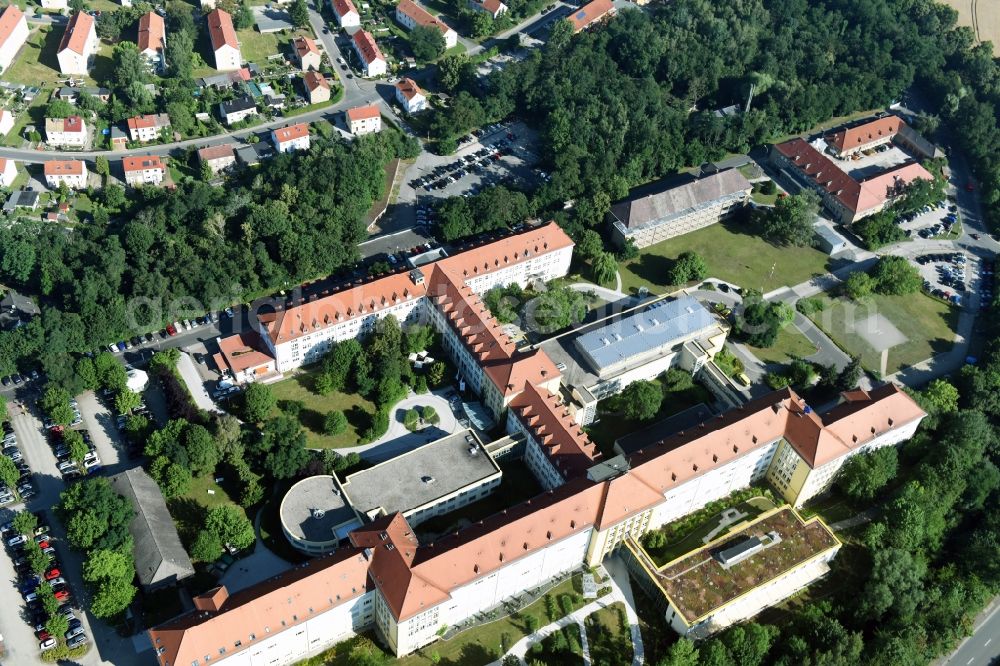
xmin=805 ymin=292 xmax=959 ymax=374
xmin=618 ymin=221 xmax=831 ymax=296
xmin=585 ymin=602 xmax=633 ymax=666
xmin=5 ymin=26 xmax=113 ymax=86
xmin=168 ymin=474 xmax=247 ymax=553
xmin=585 ymin=370 xmax=713 ymax=456
xmin=236 ymin=28 xmax=303 ymax=64
xmin=746 ymin=324 xmax=818 ymax=365
xmin=269 ymin=365 xmax=376 ymax=448
xmin=398 ymin=574 xmax=590 ymax=666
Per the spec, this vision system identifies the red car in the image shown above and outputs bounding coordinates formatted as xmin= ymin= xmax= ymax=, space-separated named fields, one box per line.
xmin=36 ymin=540 xmax=49 ymax=550
xmin=44 ymin=569 xmax=60 ymax=581
xmin=36 ymin=630 xmax=51 ymax=641
xmin=54 ymin=590 xmax=70 ymax=602
xmin=166 ymin=324 xmax=177 ymax=336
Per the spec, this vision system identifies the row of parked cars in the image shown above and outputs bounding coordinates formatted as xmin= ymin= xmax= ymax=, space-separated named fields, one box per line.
xmin=2 ymin=513 xmax=88 ymax=652
xmin=0 ymin=369 xmax=40 ymax=388
xmin=109 ymin=389 xmax=151 ymax=459
xmin=107 ymin=308 xmax=236 ymax=354
xmin=2 ymin=421 xmax=36 ymax=502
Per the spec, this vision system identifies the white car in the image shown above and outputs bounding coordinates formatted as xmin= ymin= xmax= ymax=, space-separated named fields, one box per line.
xmin=7 ymin=534 xmax=27 ymax=547
xmin=48 ymin=577 xmax=66 ymax=587
xmin=40 ymin=638 xmax=56 ymax=651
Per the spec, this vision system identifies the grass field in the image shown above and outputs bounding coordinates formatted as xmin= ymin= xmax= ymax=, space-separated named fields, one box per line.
xmin=806 ymin=292 xmax=959 ymax=374
xmin=746 ymin=324 xmax=818 ymax=365
xmin=619 ymin=221 xmax=831 ymax=296
xmin=943 ymin=0 xmax=1000 ymax=45
xmin=269 ymin=365 xmax=376 ymax=448
xmin=5 ymin=27 xmax=113 ymax=87
xmin=168 ymin=474 xmax=248 ymax=555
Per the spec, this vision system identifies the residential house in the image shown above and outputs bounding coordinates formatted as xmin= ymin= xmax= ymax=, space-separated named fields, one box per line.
xmin=331 ymin=0 xmax=360 ymax=27
xmin=110 ymin=126 xmax=127 ymax=150
xmin=0 ymin=158 xmax=16 ymax=188
xmin=207 ymin=9 xmax=241 ymax=71
xmin=123 ymin=155 xmax=166 ymax=186
xmin=346 ymin=104 xmax=381 ymax=136
xmin=467 ymin=0 xmax=507 ymax=19
xmin=198 ymin=144 xmax=237 ymax=175
xmin=44 ymin=115 xmax=87 ymax=148
xmin=235 ymin=142 xmax=273 ymax=167
xmin=351 ymin=30 xmax=386 ymax=77
xmin=394 ymin=78 xmax=426 ymax=114
xmin=292 ymin=35 xmax=321 ymax=71
xmin=608 ymin=169 xmax=753 ymax=249
xmin=109 ymin=468 xmax=195 ymax=591
xmin=43 ymin=160 xmax=87 ymax=190
xmin=271 ymin=123 xmax=310 ymax=153
xmin=57 ymin=12 xmax=98 ymax=75
xmin=0 ymin=6 xmax=28 ymax=74
xmin=0 ymin=109 xmax=14 ymax=137
xmin=40 ymin=0 xmax=67 ymax=10
xmin=567 ymin=0 xmax=615 ymax=33
xmin=218 ymin=95 xmax=256 ymax=126
xmin=137 ymin=11 xmax=166 ymax=71
xmin=301 ymin=71 xmax=330 ymax=104
xmin=126 ymin=113 xmax=171 ymax=143
xmin=395 ymin=0 xmax=457 ymax=49
xmin=2 ymin=189 xmax=37 ymax=213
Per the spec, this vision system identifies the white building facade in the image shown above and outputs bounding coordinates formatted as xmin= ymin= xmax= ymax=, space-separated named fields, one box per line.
xmin=0 ymin=6 xmax=29 ymax=74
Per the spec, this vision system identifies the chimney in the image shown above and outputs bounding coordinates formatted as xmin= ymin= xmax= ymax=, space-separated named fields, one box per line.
xmin=193 ymin=586 xmax=229 ymax=612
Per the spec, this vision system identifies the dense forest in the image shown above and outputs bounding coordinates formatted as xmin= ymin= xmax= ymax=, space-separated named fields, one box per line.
xmin=0 ymin=130 xmax=417 ymax=382
xmin=432 ymin=0 xmax=999 ymax=238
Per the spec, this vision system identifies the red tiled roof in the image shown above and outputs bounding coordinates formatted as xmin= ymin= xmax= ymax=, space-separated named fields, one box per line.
xmin=207 ymin=8 xmax=238 ymax=51
xmin=292 ymin=35 xmax=319 ymax=59
xmin=215 ymin=330 xmax=272 ymax=374
xmin=395 ymin=77 xmax=422 ymax=101
xmin=127 ymin=113 xmax=169 ymax=131
xmin=272 ymin=122 xmax=309 ymax=144
xmin=197 ymin=144 xmax=236 ymax=161
xmin=828 ymin=116 xmax=905 ymax=153
xmin=397 ymin=0 xmax=454 ymax=37
xmin=472 ymin=0 xmax=506 ymax=13
xmin=774 ymin=138 xmax=933 ymax=217
xmin=122 ymin=155 xmax=164 ymax=172
xmin=509 ymin=382 xmax=600 ymax=478
xmin=59 ymin=11 xmax=94 ymax=55
xmin=0 ymin=5 xmax=24 ymax=48
xmin=352 ymin=30 xmax=384 ymax=65
xmin=331 ymin=0 xmax=358 ymax=18
xmin=53 ymin=115 xmax=84 ymax=133
xmin=346 ymin=104 xmax=379 ymax=121
xmin=303 ymin=70 xmax=330 ymax=92
xmin=567 ymin=0 xmax=614 ymax=32
xmin=43 ymin=160 xmax=85 ymax=177
xmin=137 ymin=11 xmax=164 ymax=53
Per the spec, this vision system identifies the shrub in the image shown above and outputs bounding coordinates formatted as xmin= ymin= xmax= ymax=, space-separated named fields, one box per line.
xmin=796 ymin=297 xmax=826 ymax=315
xmin=323 ymin=410 xmax=348 ymax=436
xmin=765 ymin=372 xmax=791 ymax=389
xmin=403 ymin=408 xmax=420 ymax=431
xmin=422 ymin=405 xmax=439 ymax=424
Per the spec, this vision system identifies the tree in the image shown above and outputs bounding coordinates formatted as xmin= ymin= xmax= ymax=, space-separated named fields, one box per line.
xmin=0 ymin=455 xmax=18 ymax=494
xmin=184 ymin=424 xmax=220 ymax=476
xmin=470 ymin=10 xmax=493 ymax=38
xmin=669 ymin=251 xmax=708 ymax=285
xmin=45 ymin=612 xmax=69 ymax=643
xmin=25 ymin=541 xmax=48 ymax=576
xmin=836 ymin=356 xmax=862 ymax=390
xmin=526 ymin=286 xmax=587 ymax=333
xmin=205 ymin=504 xmax=255 ymax=551
xmin=114 ymin=389 xmax=142 ymax=415
xmin=837 ymin=447 xmax=898 ymax=501
xmin=844 ymin=271 xmax=875 ymax=301
xmin=258 ymin=416 xmax=309 ymax=479
xmin=91 ymin=578 xmax=138 ymax=618
xmin=738 ymin=291 xmax=792 ymax=348
xmin=410 ymin=25 xmax=446 ymax=63
xmin=289 ymin=0 xmax=309 ymax=27
xmin=57 ymin=477 xmax=133 ymax=551
xmin=403 ymin=324 xmax=435 ymax=354
xmin=592 ymin=251 xmax=618 ymax=285
xmin=422 ymin=405 xmax=438 ymax=424
xmin=427 ymin=361 xmax=446 ymax=387
xmin=859 ymin=547 xmax=926 ymax=623
xmin=37 ymin=581 xmax=60 ymax=618
xmin=45 ymin=99 xmax=75 ymax=119
xmin=324 ymin=410 xmax=348 ymax=435
xmin=620 ymin=380 xmax=662 ymax=421
xmin=12 ymin=510 xmax=37 ymax=537
xmin=83 ymin=548 xmax=133 ymax=584
xmin=871 ymin=256 xmax=922 ymax=295
xmin=437 ymin=54 xmax=468 ymax=92
xmin=63 ymin=428 xmax=89 ymax=465
xmin=757 ymin=191 xmax=820 ymax=246
xmin=243 ymin=382 xmax=276 ymax=422
xmin=234 ymin=1 xmax=254 ymax=29
xmin=74 ymin=356 xmax=98 ymax=389
xmin=190 ymin=529 xmax=224 ymax=562
xmin=660 ymin=638 xmax=700 ymax=666
xmin=921 ymin=379 xmax=960 ymax=415
xmin=403 ymin=408 xmax=420 ymax=431
xmin=41 ymin=385 xmax=74 ymax=426
xmin=525 ymin=614 xmax=540 ymax=633
xmin=95 ymin=156 xmax=110 ymax=178
xmin=95 ymin=352 xmax=128 ymax=390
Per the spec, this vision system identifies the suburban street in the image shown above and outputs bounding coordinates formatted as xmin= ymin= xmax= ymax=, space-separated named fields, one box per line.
xmin=938 ymin=597 xmax=1000 ymax=666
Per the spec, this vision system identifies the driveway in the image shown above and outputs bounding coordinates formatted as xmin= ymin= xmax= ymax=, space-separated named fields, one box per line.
xmin=176 ymin=353 xmax=223 ymax=414
xmin=76 ymin=392 xmax=126 ymax=475
xmin=332 ymin=389 xmax=460 ymax=462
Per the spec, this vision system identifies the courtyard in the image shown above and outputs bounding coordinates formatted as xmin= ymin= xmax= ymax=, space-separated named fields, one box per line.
xmin=268 ymin=365 xmax=377 ymax=449
xmin=804 ymin=292 xmax=959 ymax=374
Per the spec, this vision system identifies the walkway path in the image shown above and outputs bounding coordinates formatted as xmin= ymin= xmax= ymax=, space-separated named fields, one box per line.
xmin=494 ymin=557 xmax=644 ymax=665
xmin=176 ymin=352 xmax=223 ymax=414
xmin=219 ymin=497 xmax=293 ymax=594
xmin=828 ymin=507 xmax=881 ymax=532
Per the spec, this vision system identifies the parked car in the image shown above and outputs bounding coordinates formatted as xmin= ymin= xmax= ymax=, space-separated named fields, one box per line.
xmin=40 ymin=638 xmax=57 ymax=651
xmin=67 ymin=633 xmax=87 ymax=649
xmin=7 ymin=534 xmax=27 ymax=548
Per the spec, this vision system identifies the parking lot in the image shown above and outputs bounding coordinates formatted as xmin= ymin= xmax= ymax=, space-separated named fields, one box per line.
xmin=407 ymin=120 xmax=543 ymax=202
xmin=914 ymin=250 xmax=992 ymax=309
xmin=897 ymin=199 xmax=960 ymax=239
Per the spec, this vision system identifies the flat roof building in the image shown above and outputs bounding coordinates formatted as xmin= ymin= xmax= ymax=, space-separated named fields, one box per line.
xmin=339 ymin=429 xmax=501 ymax=527
xmin=609 ymin=169 xmax=752 ymax=248
xmin=279 ymin=475 xmax=362 ymax=556
xmin=624 ymin=506 xmax=840 ymax=638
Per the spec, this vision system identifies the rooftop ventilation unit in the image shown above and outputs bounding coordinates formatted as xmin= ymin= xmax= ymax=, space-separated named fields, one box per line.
xmin=311 ymin=508 xmax=326 ymax=519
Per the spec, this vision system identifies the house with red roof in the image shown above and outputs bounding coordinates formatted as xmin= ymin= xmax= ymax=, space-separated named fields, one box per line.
xmin=123 ymin=155 xmax=165 ymax=186
xmin=331 ymin=0 xmax=360 ymax=27
xmin=301 ymin=71 xmax=330 ymax=104
xmin=270 ymin=122 xmax=310 ymax=153
xmin=291 ymin=35 xmax=321 ymax=71
xmin=44 ymin=115 xmax=87 ymax=148
xmin=395 ymin=0 xmax=457 ymax=49
xmin=43 ymin=160 xmax=87 ymax=189
xmin=197 ymin=144 xmax=237 ymax=176
xmin=394 ymin=77 xmax=426 ymax=114
xmin=567 ymin=0 xmax=615 ymax=33
xmin=56 ymin=12 xmax=97 ymax=75
xmin=468 ymin=0 xmax=507 ymax=19
xmin=351 ymin=30 xmax=386 ymax=77
xmin=346 ymin=104 xmax=381 ymax=135
xmin=207 ymin=8 xmax=241 ymax=71
xmin=137 ymin=11 xmax=166 ymax=71
xmin=0 ymin=6 xmax=28 ymax=74
xmin=0 ymin=158 xmax=16 ymax=188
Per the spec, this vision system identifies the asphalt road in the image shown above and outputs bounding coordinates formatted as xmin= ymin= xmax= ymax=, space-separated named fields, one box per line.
xmin=939 ymin=598 xmax=1000 ymax=666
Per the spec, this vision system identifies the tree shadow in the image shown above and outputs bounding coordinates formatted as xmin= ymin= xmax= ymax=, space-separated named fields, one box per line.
xmin=347 ymin=405 xmax=371 ymax=431
xmin=298 ymin=408 xmax=326 ymax=434
xmin=625 ymin=252 xmax=672 ymax=292
xmin=166 ymin=497 xmax=209 ymax=545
